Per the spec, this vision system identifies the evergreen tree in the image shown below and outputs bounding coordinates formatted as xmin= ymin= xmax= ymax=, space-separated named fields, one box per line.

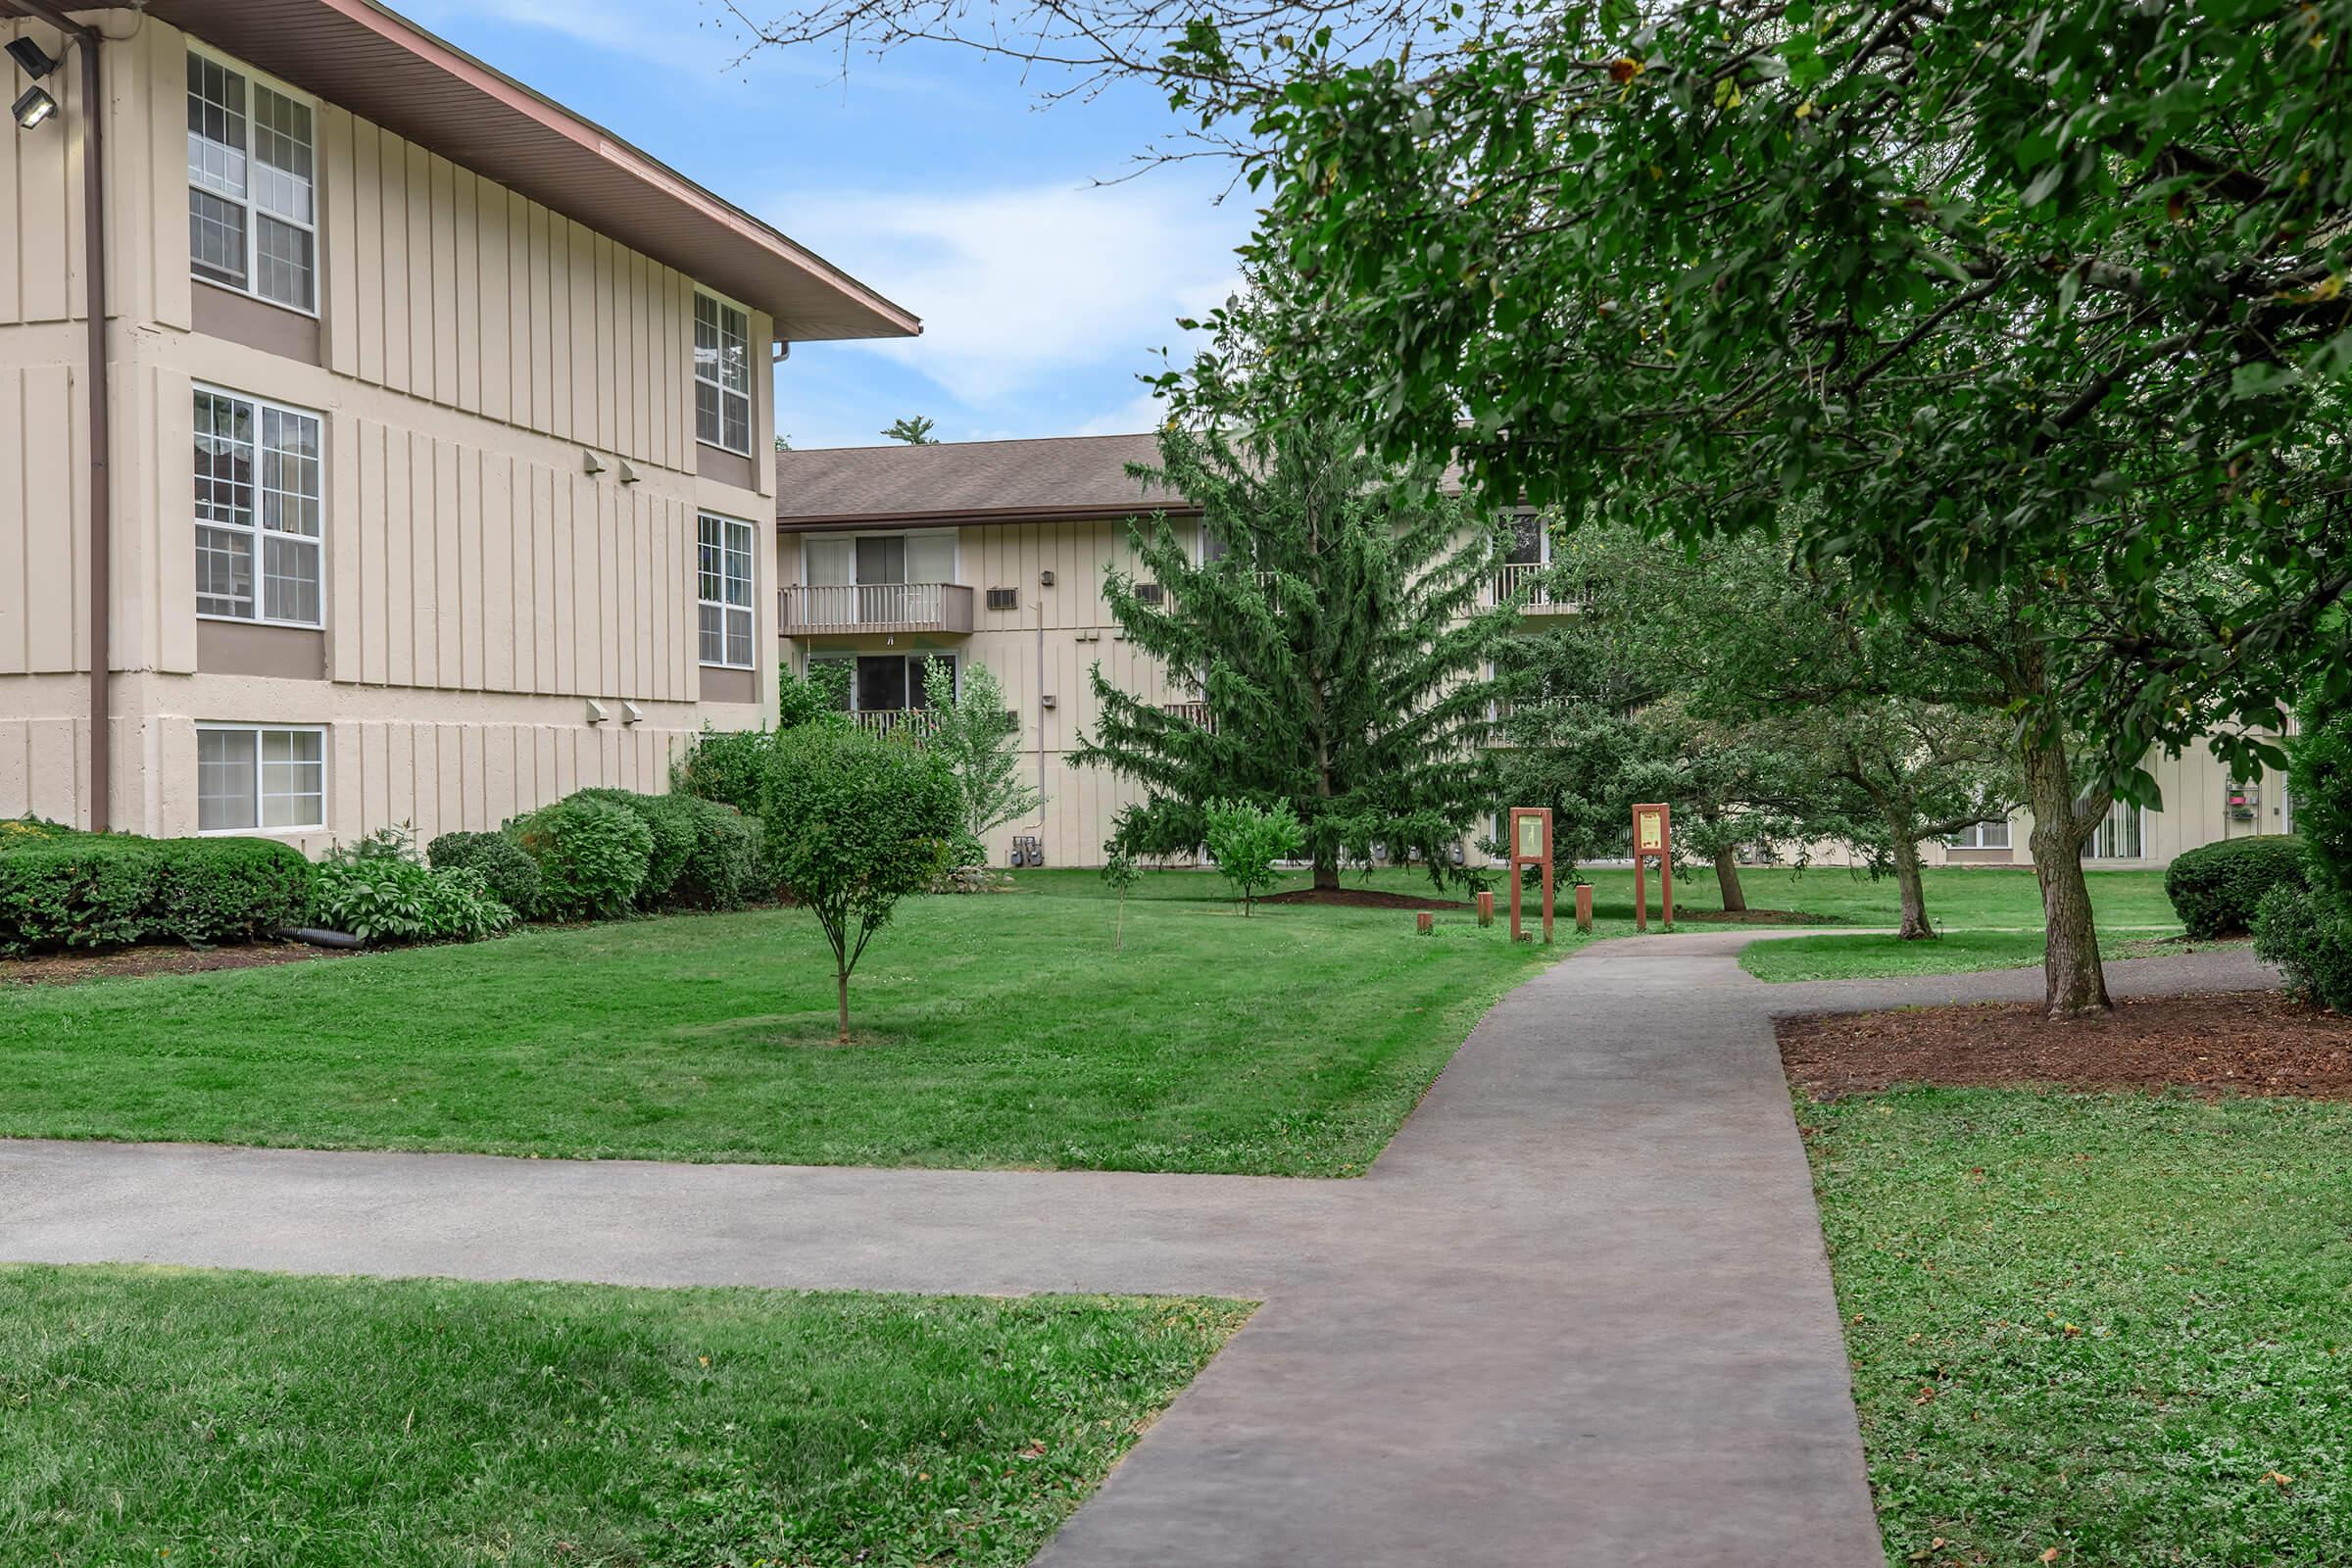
xmin=1077 ymin=418 xmax=1516 ymax=891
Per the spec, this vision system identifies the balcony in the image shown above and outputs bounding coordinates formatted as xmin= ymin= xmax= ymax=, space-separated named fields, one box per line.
xmin=782 ymin=582 xmax=975 ymax=636
xmin=1490 ymin=563 xmax=1579 ymax=613
xmin=1159 ymin=700 xmax=1217 ymax=732
xmin=846 ymin=709 xmax=942 ymax=740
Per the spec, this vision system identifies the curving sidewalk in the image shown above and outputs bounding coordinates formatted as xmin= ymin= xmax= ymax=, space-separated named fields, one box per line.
xmin=0 ymin=936 xmax=2276 ymax=1566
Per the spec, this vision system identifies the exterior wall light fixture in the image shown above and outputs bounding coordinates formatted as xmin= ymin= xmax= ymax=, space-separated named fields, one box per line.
xmin=11 ymin=83 xmax=56 ymax=128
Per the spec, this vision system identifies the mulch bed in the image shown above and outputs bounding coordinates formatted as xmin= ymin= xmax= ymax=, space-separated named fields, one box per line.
xmin=1257 ymin=887 xmax=1468 ymax=911
xmin=0 ymin=941 xmax=351 ymax=988
xmin=1779 ymin=990 xmax=2352 ymax=1101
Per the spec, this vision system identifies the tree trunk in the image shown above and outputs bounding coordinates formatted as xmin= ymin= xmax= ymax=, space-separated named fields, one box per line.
xmin=2022 ymin=728 xmax=2112 ymax=1017
xmin=836 ymin=967 xmax=851 ymax=1043
xmin=1889 ymin=834 xmax=1933 ymax=941
xmin=1312 ymin=857 xmax=1341 ymax=892
xmin=1712 ymin=847 xmax=1747 ymax=913
xmin=1114 ymin=895 xmax=1125 ymax=953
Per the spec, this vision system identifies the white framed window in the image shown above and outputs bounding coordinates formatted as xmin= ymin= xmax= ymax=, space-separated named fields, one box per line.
xmin=694 ymin=291 xmax=753 ymax=455
xmin=194 ymin=386 xmax=323 ymax=627
xmin=1949 ymin=819 xmax=2012 ymax=851
xmin=801 ymin=529 xmax=958 ymax=587
xmin=699 ymin=513 xmax=756 ymax=668
xmin=186 ymin=47 xmax=317 ymax=314
xmin=2086 ymin=801 xmax=2145 ymax=860
xmin=197 ymin=724 xmax=325 ymax=833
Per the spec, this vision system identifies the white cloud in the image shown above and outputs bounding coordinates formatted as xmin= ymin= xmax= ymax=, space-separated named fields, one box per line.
xmin=771 ymin=179 xmax=1250 ymax=411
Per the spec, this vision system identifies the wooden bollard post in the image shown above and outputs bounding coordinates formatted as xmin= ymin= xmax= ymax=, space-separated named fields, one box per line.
xmin=1416 ymin=910 xmax=1434 ymax=936
xmin=1575 ymin=883 xmax=1593 ymax=934
xmin=1475 ymin=890 xmax=1494 ymax=928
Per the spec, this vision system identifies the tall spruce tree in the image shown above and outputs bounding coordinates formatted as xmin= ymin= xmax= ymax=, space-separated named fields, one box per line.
xmin=1077 ymin=418 xmax=1516 ymax=891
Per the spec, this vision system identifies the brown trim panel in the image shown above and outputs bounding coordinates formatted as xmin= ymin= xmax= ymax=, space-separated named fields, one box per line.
xmin=699 ymin=663 xmax=757 ymax=704
xmin=698 ymin=443 xmax=759 ymax=490
xmin=192 ymin=279 xmax=325 ymax=365
xmin=778 ymin=502 xmax=1203 ymax=532
xmin=198 ymin=619 xmax=329 ymax=679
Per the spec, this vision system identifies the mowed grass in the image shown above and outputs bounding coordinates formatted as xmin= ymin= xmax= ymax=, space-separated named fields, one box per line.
xmin=0 ymin=1263 xmax=1247 ymax=1568
xmin=1799 ymin=1089 xmax=2352 ymax=1566
xmin=1565 ymin=863 xmax=2175 ymax=931
xmin=1740 ymin=930 xmax=2225 ymax=983
xmin=0 ymin=872 xmax=1566 ymax=1176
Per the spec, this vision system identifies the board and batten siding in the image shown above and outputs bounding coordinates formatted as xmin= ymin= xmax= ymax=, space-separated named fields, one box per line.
xmin=0 ymin=17 xmax=776 ymax=841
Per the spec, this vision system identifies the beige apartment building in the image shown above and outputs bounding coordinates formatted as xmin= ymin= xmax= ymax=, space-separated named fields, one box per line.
xmin=775 ymin=433 xmax=2293 ymax=874
xmin=0 ymin=0 xmax=914 ymax=851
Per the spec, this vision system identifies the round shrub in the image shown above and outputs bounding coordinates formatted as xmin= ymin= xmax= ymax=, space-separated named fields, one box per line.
xmin=0 ymin=835 xmax=311 ymax=955
xmin=313 ymin=858 xmax=517 ymax=945
xmin=150 ymin=838 xmax=316 ymax=945
xmin=666 ymin=796 xmax=764 ymax=910
xmin=2253 ymin=884 xmax=2352 ymax=1011
xmin=514 ymin=795 xmax=653 ymax=918
xmin=426 ymin=830 xmax=542 ymax=919
xmin=2163 ymin=834 xmax=2307 ymax=939
xmin=572 ymin=789 xmax=697 ymax=907
xmin=670 ymin=726 xmax=777 ymax=816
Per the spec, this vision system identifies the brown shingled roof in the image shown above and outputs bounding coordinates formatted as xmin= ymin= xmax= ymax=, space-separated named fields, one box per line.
xmin=774 ymin=433 xmax=1192 ymax=529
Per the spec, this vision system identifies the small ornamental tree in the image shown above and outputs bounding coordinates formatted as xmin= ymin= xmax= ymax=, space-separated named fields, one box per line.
xmin=760 ymin=725 xmax=960 ymax=1041
xmin=1203 ymin=797 xmax=1303 ymax=915
xmin=923 ymin=658 xmax=1040 ymax=861
xmin=1101 ymin=845 xmax=1141 ymax=951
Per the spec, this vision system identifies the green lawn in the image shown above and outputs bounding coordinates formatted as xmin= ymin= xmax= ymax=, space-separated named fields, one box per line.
xmin=0 ymin=872 xmax=1571 ymax=1176
xmin=1740 ymin=930 xmax=2228 ymax=983
xmin=0 ymin=1263 xmax=1246 ymax=1567
xmin=1800 ymin=1089 xmax=2352 ymax=1566
xmin=1567 ymin=863 xmax=2176 ymax=931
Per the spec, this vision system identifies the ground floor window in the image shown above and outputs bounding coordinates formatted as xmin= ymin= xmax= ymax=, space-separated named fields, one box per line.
xmin=2085 ymin=801 xmax=2144 ymax=860
xmin=1948 ymin=819 xmax=2012 ymax=851
xmin=198 ymin=724 xmax=324 ymax=832
xmin=809 ymin=653 xmax=956 ymax=711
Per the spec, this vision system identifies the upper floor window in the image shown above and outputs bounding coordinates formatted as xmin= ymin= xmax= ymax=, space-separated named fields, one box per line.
xmin=194 ymin=387 xmax=323 ymax=627
xmin=187 ymin=50 xmax=316 ymax=314
xmin=695 ymin=292 xmax=753 ymax=455
xmin=698 ymin=513 xmax=756 ymax=667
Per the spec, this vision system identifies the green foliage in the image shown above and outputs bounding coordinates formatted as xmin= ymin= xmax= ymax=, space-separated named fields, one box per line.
xmin=881 ymin=414 xmax=940 ymax=444
xmin=313 ymin=858 xmax=516 ymax=946
xmin=2253 ymin=885 xmax=2352 ymax=1011
xmin=760 ymin=724 xmax=960 ymax=1036
xmin=1101 ymin=846 xmax=1141 ymax=951
xmin=1078 ymin=417 xmax=1513 ymax=889
xmin=0 ymin=815 xmax=85 ymax=853
xmin=671 ymin=727 xmax=778 ymax=816
xmin=923 ymin=658 xmax=1039 ymax=858
xmin=572 ymin=789 xmax=698 ymax=906
xmin=425 ymin=830 xmax=542 ymax=919
xmin=1163 ymin=0 xmax=2352 ymax=778
xmin=2164 ymin=836 xmax=2308 ymax=940
xmin=323 ymin=823 xmax=416 ymax=866
xmin=2 ymin=1263 xmax=1247 ymax=1568
xmin=2288 ymin=684 xmax=2352 ymax=900
xmin=514 ymin=795 xmax=653 ymax=919
xmin=784 ymin=662 xmax=853 ymax=730
xmin=1202 ymin=797 xmax=1303 ymax=915
xmin=665 ymin=796 xmax=765 ymax=911
xmin=0 ymin=836 xmax=313 ymax=956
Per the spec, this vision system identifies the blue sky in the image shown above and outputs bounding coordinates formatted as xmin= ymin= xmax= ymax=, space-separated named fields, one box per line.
xmin=400 ymin=0 xmax=1256 ymax=450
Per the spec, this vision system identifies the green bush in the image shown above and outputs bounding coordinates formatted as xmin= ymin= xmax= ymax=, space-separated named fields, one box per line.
xmin=571 ymin=789 xmax=698 ymax=906
xmin=0 ymin=836 xmax=313 ymax=956
xmin=514 ymin=795 xmax=652 ymax=918
xmin=664 ymin=796 xmax=765 ymax=910
xmin=2290 ymin=684 xmax=2352 ymax=899
xmin=425 ymin=830 xmax=542 ymax=918
xmin=1203 ymin=797 xmax=1305 ymax=915
xmin=671 ymin=727 xmax=777 ymax=816
xmin=2163 ymin=834 xmax=2307 ymax=938
xmin=2253 ymin=884 xmax=2352 ymax=1010
xmin=313 ymin=858 xmax=517 ymax=946
xmin=0 ymin=815 xmax=87 ymax=854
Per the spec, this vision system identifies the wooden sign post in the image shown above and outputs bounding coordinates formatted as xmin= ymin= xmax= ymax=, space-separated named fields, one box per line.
xmin=1507 ymin=807 xmax=1555 ymax=944
xmin=1632 ymin=803 xmax=1672 ymax=932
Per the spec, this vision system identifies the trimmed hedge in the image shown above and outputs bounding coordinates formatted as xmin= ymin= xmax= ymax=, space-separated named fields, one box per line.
xmin=2254 ymin=884 xmax=2352 ymax=1010
xmin=514 ymin=795 xmax=652 ymax=919
xmin=0 ymin=836 xmax=314 ymax=956
xmin=425 ymin=830 xmax=543 ymax=918
xmin=2163 ymin=834 xmax=2307 ymax=938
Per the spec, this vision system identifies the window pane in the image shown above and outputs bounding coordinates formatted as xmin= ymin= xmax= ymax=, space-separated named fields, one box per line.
xmin=189 ymin=190 xmax=248 ymax=289
xmin=196 ymin=527 xmax=255 ymax=619
xmin=695 ymin=381 xmax=720 ymax=447
xmin=725 ymin=607 xmax=753 ymax=668
xmin=263 ymin=536 xmax=319 ymax=624
xmin=255 ymin=215 xmax=315 ymax=312
xmin=1981 ymin=819 xmax=2010 ymax=850
xmin=718 ymin=303 xmax=751 ymax=395
xmin=260 ymin=729 xmax=323 ymax=828
xmin=194 ymin=392 xmax=256 ymax=526
xmin=185 ymin=55 xmax=247 ymax=199
xmin=721 ymin=390 xmax=750 ymax=454
xmin=1507 ymin=513 xmax=1543 ymax=564
xmin=699 ymin=603 xmax=724 ymax=665
xmin=857 ymin=655 xmax=907 ymax=711
xmin=198 ymin=728 xmax=258 ymax=832
xmin=250 ymin=86 xmax=313 ymax=223
xmin=260 ymin=407 xmax=321 ymax=536
xmin=857 ymin=535 xmax=906 ymax=586
xmin=906 ymin=532 xmax=956 ymax=584
xmin=723 ymin=521 xmax=754 ymax=607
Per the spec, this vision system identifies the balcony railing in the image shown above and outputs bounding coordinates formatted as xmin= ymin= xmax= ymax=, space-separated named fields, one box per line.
xmin=1490 ymin=563 xmax=1578 ymax=613
xmin=846 ymin=709 xmax=942 ymax=740
xmin=782 ymin=582 xmax=975 ymax=635
xmin=1160 ymin=700 xmax=1217 ymax=732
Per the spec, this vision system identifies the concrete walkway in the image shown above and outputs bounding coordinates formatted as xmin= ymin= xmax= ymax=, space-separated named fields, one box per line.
xmin=0 ymin=938 xmax=2275 ymax=1565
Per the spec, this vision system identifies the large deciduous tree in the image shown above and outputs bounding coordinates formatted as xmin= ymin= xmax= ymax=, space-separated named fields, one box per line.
xmin=1076 ymin=416 xmax=1517 ymax=890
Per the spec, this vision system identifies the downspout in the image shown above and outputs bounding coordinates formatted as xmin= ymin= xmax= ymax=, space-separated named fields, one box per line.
xmin=11 ymin=1 xmax=109 ymax=829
